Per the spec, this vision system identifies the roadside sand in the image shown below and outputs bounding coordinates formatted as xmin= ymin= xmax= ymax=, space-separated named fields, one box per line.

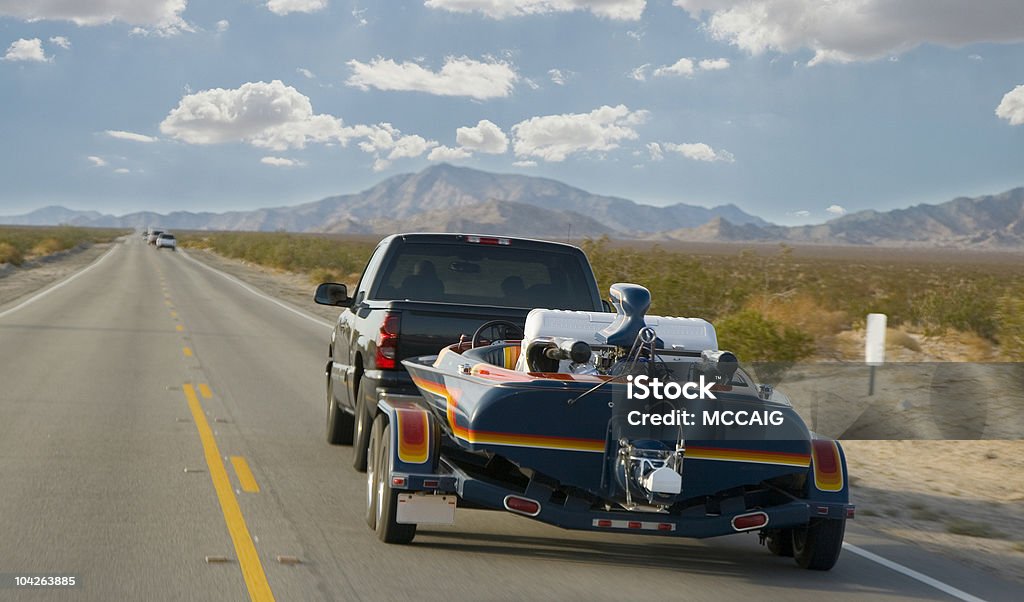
xmin=0 ymin=242 xmax=114 ymax=309
xmin=178 ymin=248 xmax=1024 ymax=584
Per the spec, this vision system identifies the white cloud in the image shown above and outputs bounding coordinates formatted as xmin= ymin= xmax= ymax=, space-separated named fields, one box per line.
xmin=653 ymin=58 xmax=694 ymax=77
xmin=266 ymin=0 xmax=327 ymax=16
xmin=106 ymin=129 xmax=158 ymax=143
xmin=628 ymin=63 xmax=650 ymax=81
xmin=260 ymin=156 xmax=305 ymax=167
xmin=826 ymin=204 xmax=847 ymax=216
xmin=455 ymin=119 xmax=508 ymax=154
xmin=792 ymin=210 xmax=810 ymax=217
xmin=2 ymin=38 xmax=51 ymax=62
xmin=663 ymin=142 xmax=735 ymax=162
xmin=87 ymin=156 xmax=107 ymax=167
xmin=427 ymin=145 xmax=472 ymax=161
xmin=698 ymin=57 xmax=730 ymax=71
xmin=352 ymin=7 xmax=368 ymax=26
xmin=968 ymin=54 xmax=982 ymax=61
xmin=996 ymin=85 xmax=1024 ymax=126
xmin=511 ymin=104 xmax=648 ymax=162
xmin=523 ymin=77 xmax=540 ymax=90
xmin=646 ymin=142 xmax=663 ymax=161
xmin=113 ymin=167 xmax=131 ymax=174
xmin=0 ymin=0 xmax=190 ymax=34
xmin=346 ymin=56 xmax=518 ymax=100
xmin=159 ymin=80 xmax=350 ymax=150
xmin=548 ymin=68 xmax=569 ymax=85
xmin=49 ymin=36 xmax=71 ymax=49
xmin=296 ymin=67 xmax=315 ymax=79
xmin=215 ymin=19 xmax=230 ymax=32
xmin=424 ymin=0 xmax=645 ymax=20
xmin=512 ymin=160 xmax=537 ymax=167
xmin=674 ymin=1 xmax=1024 ymax=65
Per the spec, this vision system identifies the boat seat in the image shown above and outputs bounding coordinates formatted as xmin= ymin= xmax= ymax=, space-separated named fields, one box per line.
xmin=461 ymin=342 xmax=522 ymax=370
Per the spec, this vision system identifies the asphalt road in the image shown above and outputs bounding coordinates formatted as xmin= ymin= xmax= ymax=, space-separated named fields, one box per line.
xmin=0 ymin=236 xmax=1017 ymax=601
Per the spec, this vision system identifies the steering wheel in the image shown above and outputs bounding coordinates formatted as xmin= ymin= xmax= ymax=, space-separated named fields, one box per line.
xmin=471 ymin=320 xmax=525 ymax=348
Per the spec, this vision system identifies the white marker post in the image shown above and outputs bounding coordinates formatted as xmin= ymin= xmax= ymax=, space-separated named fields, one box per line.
xmin=865 ymin=313 xmax=887 ymax=396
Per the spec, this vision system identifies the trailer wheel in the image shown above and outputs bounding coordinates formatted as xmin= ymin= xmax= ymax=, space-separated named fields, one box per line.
xmin=365 ymin=415 xmax=385 ymax=530
xmin=375 ymin=422 xmax=417 ymax=544
xmin=793 ymin=519 xmax=845 ymax=570
xmin=765 ymin=529 xmax=794 ymax=557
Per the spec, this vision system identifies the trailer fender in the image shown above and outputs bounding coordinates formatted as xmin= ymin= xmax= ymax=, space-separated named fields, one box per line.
xmin=377 ymin=398 xmax=440 ymax=473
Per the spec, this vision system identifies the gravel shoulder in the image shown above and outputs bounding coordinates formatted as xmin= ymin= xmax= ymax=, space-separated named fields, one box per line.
xmin=182 ymin=246 xmax=1024 ymax=584
xmin=0 ymin=242 xmax=115 ymax=309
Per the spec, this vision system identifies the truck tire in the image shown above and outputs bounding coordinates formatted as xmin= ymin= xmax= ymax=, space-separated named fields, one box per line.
xmin=375 ymin=422 xmax=417 ymax=544
xmin=765 ymin=529 xmax=794 ymax=557
xmin=326 ymin=366 xmax=354 ymax=445
xmin=351 ymin=376 xmax=373 ymax=472
xmin=365 ymin=415 xmax=385 ymax=530
xmin=793 ymin=519 xmax=845 ymax=570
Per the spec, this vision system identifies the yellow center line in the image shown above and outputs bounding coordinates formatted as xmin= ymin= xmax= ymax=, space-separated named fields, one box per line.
xmin=183 ymin=385 xmax=275 ymax=602
xmin=170 ymin=311 xmax=177 ymax=318
xmin=198 ymin=383 xmax=213 ymax=399
xmin=183 ymin=347 xmax=193 ymax=358
xmin=176 ymin=324 xmax=184 ymax=332
xmin=231 ymin=457 xmax=261 ymax=493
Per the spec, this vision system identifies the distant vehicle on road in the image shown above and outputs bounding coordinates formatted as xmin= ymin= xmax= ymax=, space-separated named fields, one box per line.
xmin=147 ymin=229 xmax=164 ymax=245
xmin=155 ymin=233 xmax=176 ymax=250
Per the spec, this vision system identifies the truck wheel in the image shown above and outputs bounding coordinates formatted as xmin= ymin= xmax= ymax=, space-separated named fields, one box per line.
xmin=351 ymin=376 xmax=373 ymax=472
xmin=365 ymin=414 xmax=385 ymax=530
xmin=765 ymin=529 xmax=794 ymax=557
xmin=793 ymin=519 xmax=845 ymax=570
xmin=375 ymin=422 xmax=417 ymax=544
xmin=326 ymin=367 xmax=354 ymax=445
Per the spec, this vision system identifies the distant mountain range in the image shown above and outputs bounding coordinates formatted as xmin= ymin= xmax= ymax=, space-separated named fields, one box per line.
xmin=2 ymin=164 xmax=1023 ymax=248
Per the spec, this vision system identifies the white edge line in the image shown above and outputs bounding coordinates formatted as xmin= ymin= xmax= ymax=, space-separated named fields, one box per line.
xmin=0 ymin=243 xmax=120 ymax=320
xmin=843 ymin=543 xmax=988 ymax=602
xmin=179 ymin=249 xmax=333 ymax=329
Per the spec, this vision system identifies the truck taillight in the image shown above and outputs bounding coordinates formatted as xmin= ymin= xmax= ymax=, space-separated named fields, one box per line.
xmin=375 ymin=312 xmax=401 ymax=369
xmin=465 ymin=235 xmax=510 ymax=245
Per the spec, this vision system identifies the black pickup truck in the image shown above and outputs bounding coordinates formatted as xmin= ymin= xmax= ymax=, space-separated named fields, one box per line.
xmin=314 ymin=233 xmax=605 ymax=471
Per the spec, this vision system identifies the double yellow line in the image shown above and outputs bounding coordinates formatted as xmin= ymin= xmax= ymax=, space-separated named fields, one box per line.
xmin=183 ymin=384 xmax=274 ymax=602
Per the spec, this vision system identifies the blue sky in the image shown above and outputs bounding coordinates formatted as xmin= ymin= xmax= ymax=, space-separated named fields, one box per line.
xmin=1 ymin=0 xmax=1022 ymax=225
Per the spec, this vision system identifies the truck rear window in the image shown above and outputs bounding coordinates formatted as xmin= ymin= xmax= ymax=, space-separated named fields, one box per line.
xmin=372 ymin=242 xmax=595 ymax=310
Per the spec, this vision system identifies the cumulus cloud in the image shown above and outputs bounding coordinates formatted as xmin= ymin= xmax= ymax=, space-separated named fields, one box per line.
xmin=646 ymin=142 xmax=663 ymax=161
xmin=346 ymin=56 xmax=518 ymax=100
xmin=49 ymin=36 xmax=71 ymax=49
xmin=215 ymin=19 xmax=230 ymax=32
xmin=511 ymin=104 xmax=648 ymax=162
xmin=653 ymin=58 xmax=693 ymax=77
xmin=996 ymin=85 xmax=1024 ymax=126
xmin=0 ymin=0 xmax=190 ymax=34
xmin=2 ymin=38 xmax=51 ymax=62
xmin=159 ymin=81 xmax=438 ymax=170
xmin=826 ymin=204 xmax=847 ymax=216
xmin=698 ymin=57 xmax=730 ymax=70
xmin=106 ymin=129 xmax=158 ymax=143
xmin=673 ymin=0 xmax=1024 ymax=65
xmin=87 ymin=155 xmax=107 ymax=167
xmin=424 ymin=0 xmax=645 ymax=20
xmin=159 ymin=80 xmax=348 ymax=150
xmin=261 ymin=156 xmax=305 ymax=167
xmin=266 ymin=0 xmax=327 ymax=16
xmin=663 ymin=142 xmax=734 ymax=162
xmin=455 ymin=119 xmax=508 ymax=154
xmin=427 ymin=145 xmax=472 ymax=161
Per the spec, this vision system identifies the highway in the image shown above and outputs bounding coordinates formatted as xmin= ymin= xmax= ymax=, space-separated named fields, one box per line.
xmin=0 ymin=236 xmax=1016 ymax=601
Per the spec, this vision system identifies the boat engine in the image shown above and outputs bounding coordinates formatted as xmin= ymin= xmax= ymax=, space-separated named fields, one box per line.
xmin=613 ymin=438 xmax=684 ymax=508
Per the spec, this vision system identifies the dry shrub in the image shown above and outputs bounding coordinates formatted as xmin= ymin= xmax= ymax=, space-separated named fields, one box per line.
xmin=746 ymin=292 xmax=849 ymax=339
xmin=0 ymin=242 xmax=23 ymax=265
xmin=30 ymin=237 xmax=64 ymax=257
xmin=886 ymin=328 xmax=922 ymax=352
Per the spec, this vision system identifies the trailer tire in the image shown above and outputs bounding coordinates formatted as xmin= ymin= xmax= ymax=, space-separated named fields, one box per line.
xmin=375 ymin=422 xmax=417 ymax=544
xmin=793 ymin=519 xmax=845 ymax=570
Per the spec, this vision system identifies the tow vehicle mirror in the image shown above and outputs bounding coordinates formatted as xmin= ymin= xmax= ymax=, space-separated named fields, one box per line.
xmin=315 ymin=282 xmax=351 ymax=307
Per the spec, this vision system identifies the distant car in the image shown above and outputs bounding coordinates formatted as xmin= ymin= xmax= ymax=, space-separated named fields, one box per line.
xmin=147 ymin=229 xmax=164 ymax=245
xmin=155 ymin=233 xmax=176 ymax=250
